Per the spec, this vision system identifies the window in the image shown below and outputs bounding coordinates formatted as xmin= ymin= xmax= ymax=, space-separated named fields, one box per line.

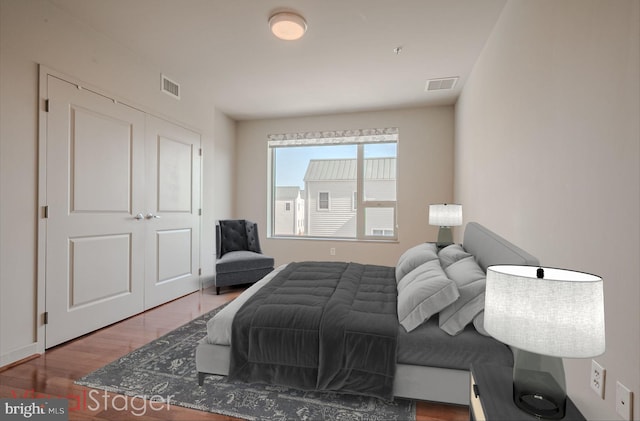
xmin=372 ymin=228 xmax=394 ymax=236
xmin=285 ymin=202 xmax=291 ymax=211
xmin=318 ymin=192 xmax=330 ymax=210
xmin=268 ymin=128 xmax=398 ymax=240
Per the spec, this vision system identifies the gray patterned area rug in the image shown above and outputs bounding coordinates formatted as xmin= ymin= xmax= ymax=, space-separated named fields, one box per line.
xmin=75 ymin=304 xmax=415 ymax=420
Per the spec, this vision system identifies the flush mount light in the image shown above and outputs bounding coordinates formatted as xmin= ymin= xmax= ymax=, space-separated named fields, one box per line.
xmin=269 ymin=12 xmax=307 ymax=41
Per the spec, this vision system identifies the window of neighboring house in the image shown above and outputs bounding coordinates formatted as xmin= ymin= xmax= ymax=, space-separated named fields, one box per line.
xmin=285 ymin=202 xmax=291 ymax=211
xmin=372 ymin=228 xmax=394 ymax=236
xmin=318 ymin=192 xmax=330 ymax=210
xmin=267 ymin=127 xmax=398 ymax=240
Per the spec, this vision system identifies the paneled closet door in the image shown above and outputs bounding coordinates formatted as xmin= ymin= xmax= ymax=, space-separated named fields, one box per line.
xmin=45 ymin=76 xmax=146 ymax=347
xmin=143 ymin=115 xmax=201 ymax=309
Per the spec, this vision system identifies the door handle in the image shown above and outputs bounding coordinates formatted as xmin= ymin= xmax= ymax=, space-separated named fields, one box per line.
xmin=134 ymin=213 xmax=144 ymax=220
xmin=146 ymin=213 xmax=161 ymax=219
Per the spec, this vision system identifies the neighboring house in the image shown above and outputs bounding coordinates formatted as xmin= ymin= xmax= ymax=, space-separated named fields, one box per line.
xmin=274 ymin=186 xmax=305 ymax=235
xmin=303 ymin=158 xmax=396 ymax=237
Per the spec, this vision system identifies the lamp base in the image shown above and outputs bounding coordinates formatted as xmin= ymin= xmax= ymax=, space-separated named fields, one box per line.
xmin=514 ymin=369 xmax=566 ymax=419
xmin=436 ymin=226 xmax=453 ymax=247
xmin=512 ymin=349 xmax=567 ymax=419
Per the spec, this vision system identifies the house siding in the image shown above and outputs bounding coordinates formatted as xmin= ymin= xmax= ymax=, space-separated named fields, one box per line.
xmin=306 ymin=181 xmax=356 ymax=237
xmin=304 ymin=158 xmax=396 ymax=237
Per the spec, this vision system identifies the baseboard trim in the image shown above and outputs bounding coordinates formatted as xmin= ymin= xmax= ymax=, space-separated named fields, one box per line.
xmin=201 ymin=275 xmax=215 ymax=289
xmin=0 ymin=344 xmax=40 ymax=371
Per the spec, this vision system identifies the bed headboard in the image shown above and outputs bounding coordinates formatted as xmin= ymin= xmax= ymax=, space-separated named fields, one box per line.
xmin=462 ymin=222 xmax=539 ymax=272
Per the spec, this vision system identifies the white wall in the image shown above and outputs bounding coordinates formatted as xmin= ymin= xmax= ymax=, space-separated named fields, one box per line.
xmin=455 ymin=1 xmax=639 ymax=419
xmin=205 ymin=109 xmax=236 ymax=281
xmin=212 ymin=110 xmax=237 ymax=221
xmin=0 ymin=0 xmax=233 ymax=365
xmin=236 ymin=106 xmax=454 ymax=267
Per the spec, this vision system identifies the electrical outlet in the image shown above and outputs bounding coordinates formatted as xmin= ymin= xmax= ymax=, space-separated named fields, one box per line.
xmin=329 ymin=247 xmax=336 ymax=256
xmin=590 ymin=360 xmax=606 ymax=399
xmin=616 ymin=381 xmax=633 ymax=421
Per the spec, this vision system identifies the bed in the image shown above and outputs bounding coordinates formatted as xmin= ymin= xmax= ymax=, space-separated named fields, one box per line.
xmin=196 ymin=222 xmax=539 ymax=405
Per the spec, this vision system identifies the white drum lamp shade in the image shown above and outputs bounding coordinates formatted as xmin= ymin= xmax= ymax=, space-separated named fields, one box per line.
xmin=428 ymin=203 xmax=463 ymax=227
xmin=484 ymin=265 xmax=605 ymax=358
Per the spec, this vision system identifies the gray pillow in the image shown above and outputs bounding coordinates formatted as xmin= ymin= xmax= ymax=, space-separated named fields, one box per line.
xmin=438 ymin=244 xmax=471 ymax=269
xmin=439 ymin=255 xmax=486 ymax=336
xmin=395 ymin=242 xmax=438 ymax=282
xmin=397 ymin=259 xmax=460 ymax=332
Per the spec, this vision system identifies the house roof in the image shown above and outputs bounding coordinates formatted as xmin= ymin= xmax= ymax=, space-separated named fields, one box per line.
xmin=275 ymin=186 xmax=302 ymax=200
xmin=303 ymin=158 xmax=396 ymax=182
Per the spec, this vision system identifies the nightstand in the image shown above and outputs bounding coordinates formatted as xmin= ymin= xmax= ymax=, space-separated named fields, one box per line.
xmin=470 ymin=364 xmax=586 ymax=421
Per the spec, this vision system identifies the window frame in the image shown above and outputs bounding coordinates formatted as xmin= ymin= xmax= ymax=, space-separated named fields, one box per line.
xmin=317 ymin=192 xmax=330 ymax=211
xmin=267 ymin=128 xmax=398 ymax=241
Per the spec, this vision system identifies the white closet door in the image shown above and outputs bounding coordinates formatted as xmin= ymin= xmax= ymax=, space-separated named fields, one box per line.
xmin=45 ymin=76 xmax=146 ymax=347
xmin=143 ymin=115 xmax=201 ymax=309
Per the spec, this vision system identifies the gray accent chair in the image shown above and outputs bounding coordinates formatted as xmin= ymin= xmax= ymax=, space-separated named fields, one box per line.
xmin=214 ymin=220 xmax=274 ymax=295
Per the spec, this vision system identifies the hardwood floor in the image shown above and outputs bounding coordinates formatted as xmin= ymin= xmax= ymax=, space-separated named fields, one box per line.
xmin=0 ymin=286 xmax=469 ymax=420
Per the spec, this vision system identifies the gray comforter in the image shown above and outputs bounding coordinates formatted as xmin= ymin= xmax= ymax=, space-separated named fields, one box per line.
xmin=228 ymin=261 xmax=398 ymax=400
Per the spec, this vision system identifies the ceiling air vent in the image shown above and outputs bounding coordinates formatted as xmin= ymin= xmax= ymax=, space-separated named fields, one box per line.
xmin=161 ymin=74 xmax=180 ymax=99
xmin=425 ymin=77 xmax=459 ymax=92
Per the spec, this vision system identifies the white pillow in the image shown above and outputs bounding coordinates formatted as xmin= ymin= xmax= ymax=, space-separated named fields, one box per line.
xmin=439 ymin=256 xmax=486 ymax=336
xmin=437 ymin=243 xmax=471 ymax=269
xmin=395 ymin=242 xmax=438 ymax=282
xmin=397 ymin=260 xmax=459 ymax=332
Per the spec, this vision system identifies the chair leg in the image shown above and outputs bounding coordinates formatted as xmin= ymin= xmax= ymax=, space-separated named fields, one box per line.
xmin=216 ymin=286 xmax=220 ymax=295
xmin=198 ymin=372 xmax=205 ymax=386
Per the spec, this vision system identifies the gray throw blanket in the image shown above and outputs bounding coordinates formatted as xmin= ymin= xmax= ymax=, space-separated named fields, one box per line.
xmin=229 ymin=261 xmax=399 ymax=400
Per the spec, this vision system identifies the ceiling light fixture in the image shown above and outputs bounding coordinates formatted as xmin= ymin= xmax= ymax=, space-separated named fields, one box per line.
xmin=269 ymin=11 xmax=307 ymax=41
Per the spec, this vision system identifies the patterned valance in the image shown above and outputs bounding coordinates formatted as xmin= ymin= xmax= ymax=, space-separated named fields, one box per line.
xmin=268 ymin=127 xmax=398 ymax=147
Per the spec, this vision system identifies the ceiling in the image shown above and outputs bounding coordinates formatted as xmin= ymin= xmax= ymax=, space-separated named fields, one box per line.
xmin=49 ymin=0 xmax=506 ymax=120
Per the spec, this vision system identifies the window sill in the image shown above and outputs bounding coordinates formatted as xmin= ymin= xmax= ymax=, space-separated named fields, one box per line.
xmin=268 ymin=236 xmax=399 ymax=244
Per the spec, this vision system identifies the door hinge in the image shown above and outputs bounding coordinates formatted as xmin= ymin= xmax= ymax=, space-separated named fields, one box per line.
xmin=43 ymin=312 xmax=49 ymax=325
xmin=198 ymin=148 xmax=202 ymax=156
xmin=198 ymin=208 xmax=202 ymax=216
xmin=198 ymin=268 xmax=202 ymax=276
xmin=44 ymin=99 xmax=50 ymax=112
xmin=43 ymin=205 xmax=49 ymax=218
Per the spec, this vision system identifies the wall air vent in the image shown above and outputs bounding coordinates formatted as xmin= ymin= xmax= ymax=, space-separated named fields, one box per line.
xmin=161 ymin=74 xmax=180 ymax=99
xmin=425 ymin=77 xmax=459 ymax=92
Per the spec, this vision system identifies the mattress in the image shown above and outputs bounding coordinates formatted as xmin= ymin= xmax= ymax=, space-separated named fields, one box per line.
xmin=397 ymin=316 xmax=512 ymax=368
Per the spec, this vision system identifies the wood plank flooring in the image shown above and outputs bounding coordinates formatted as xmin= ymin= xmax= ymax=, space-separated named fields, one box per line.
xmin=0 ymin=285 xmax=469 ymax=420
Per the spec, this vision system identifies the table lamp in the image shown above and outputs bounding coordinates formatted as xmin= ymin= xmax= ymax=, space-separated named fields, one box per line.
xmin=428 ymin=203 xmax=462 ymax=247
xmin=484 ymin=265 xmax=605 ymax=419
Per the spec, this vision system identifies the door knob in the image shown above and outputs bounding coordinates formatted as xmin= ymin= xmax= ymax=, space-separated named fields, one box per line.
xmin=146 ymin=213 xmax=161 ymax=219
xmin=134 ymin=213 xmax=144 ymax=220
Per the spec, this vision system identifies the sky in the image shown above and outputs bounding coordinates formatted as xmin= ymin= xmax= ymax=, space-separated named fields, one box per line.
xmin=274 ymin=143 xmax=397 ymax=188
